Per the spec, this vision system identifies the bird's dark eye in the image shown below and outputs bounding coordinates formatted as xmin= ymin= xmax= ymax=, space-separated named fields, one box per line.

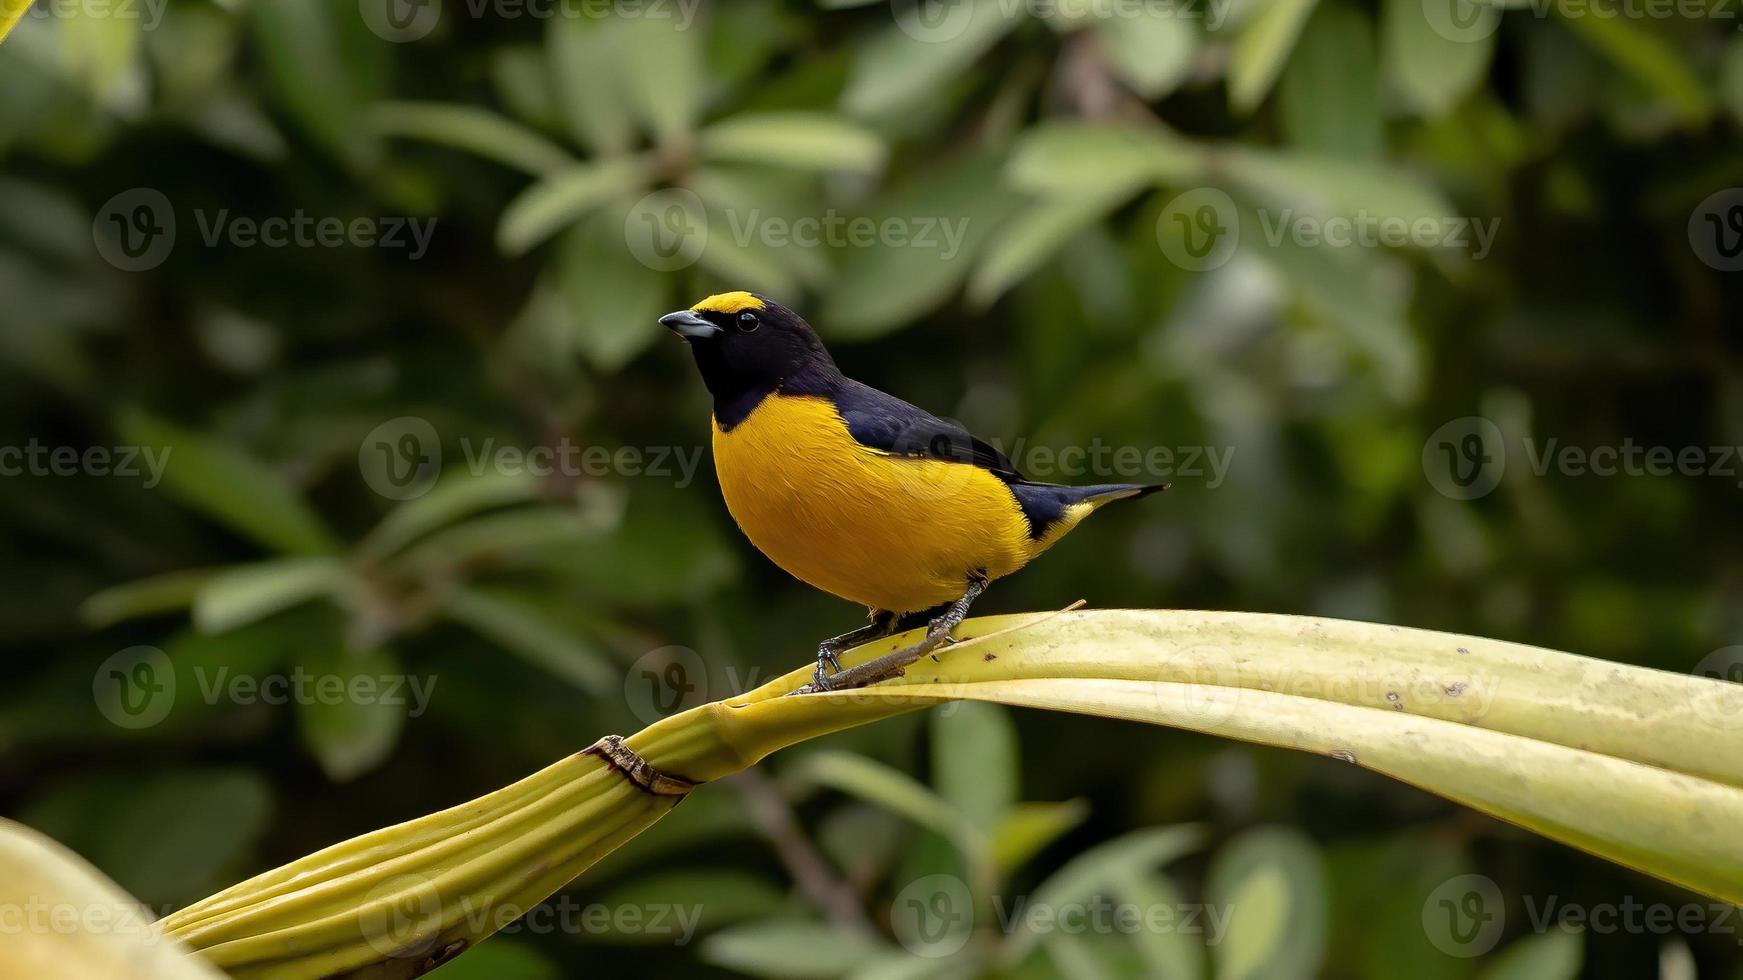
xmin=737 ymin=312 xmax=759 ymax=332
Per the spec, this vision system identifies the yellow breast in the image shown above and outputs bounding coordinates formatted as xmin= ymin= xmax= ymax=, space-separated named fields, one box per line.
xmin=711 ymin=394 xmax=1063 ymax=613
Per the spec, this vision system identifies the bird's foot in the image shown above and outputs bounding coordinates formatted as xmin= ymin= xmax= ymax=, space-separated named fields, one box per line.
xmin=811 ymin=644 xmax=844 ymax=691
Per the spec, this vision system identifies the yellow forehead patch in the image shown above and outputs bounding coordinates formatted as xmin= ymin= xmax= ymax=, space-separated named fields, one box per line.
xmin=691 ymin=291 xmax=765 ymax=315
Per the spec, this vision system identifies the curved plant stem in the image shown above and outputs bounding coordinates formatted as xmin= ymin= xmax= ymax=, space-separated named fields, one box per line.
xmin=160 ymin=609 xmax=1743 ymax=978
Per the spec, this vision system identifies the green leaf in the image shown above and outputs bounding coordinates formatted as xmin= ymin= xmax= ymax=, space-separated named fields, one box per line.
xmin=703 ymin=921 xmax=891 ymax=978
xmin=490 ymin=44 xmax=563 ymax=133
xmin=1556 ymin=7 xmax=1710 ymax=124
xmin=1002 ymin=825 xmax=1204 ymax=964
xmin=545 ymin=18 xmax=634 ymax=154
xmin=116 ymin=408 xmax=338 ymax=556
xmin=358 ymin=468 xmax=545 ymax=561
xmin=1723 ymin=38 xmax=1743 ymax=127
xmin=1227 ymin=0 xmax=1320 ymax=113
xmin=192 ymin=556 xmax=346 ymax=634
xmin=697 ymin=208 xmax=806 ymax=299
xmin=620 ymin=16 xmax=704 ymax=142
xmin=1205 ymin=828 xmax=1327 ymax=980
xmin=990 ymin=800 xmax=1090 ymax=874
xmin=1477 ymin=930 xmax=1583 ymax=980
xmin=497 ymin=157 xmax=648 ymax=255
xmin=552 ymin=206 xmax=670 ymax=371
xmin=1280 ymin=1 xmax=1382 ymax=157
xmin=590 ymin=870 xmax=785 ymax=944
xmin=795 ymin=751 xmax=978 ymax=851
xmin=81 ymin=567 xmax=225 ymax=629
xmin=398 ymin=497 xmax=625 ymax=576
xmin=55 ymin=0 xmax=145 ymax=115
xmin=689 ymin=164 xmax=830 ymax=296
xmin=1221 ymin=147 xmax=1456 ymax=231
xmin=930 ymin=701 xmax=1018 ymax=827
xmin=370 ymin=101 xmax=575 ymax=176
xmin=526 ymin=485 xmax=734 ymax=604
xmin=1043 ymin=933 xmax=1123 ymax=979
xmin=698 ymin=111 xmax=887 ymax=173
xmin=19 ymin=770 xmax=272 ymax=907
xmin=1115 ymin=871 xmax=1207 ymax=980
xmin=841 ymin=0 xmax=1023 ymax=118
xmin=967 ymin=189 xmax=1129 ymax=307
xmin=820 ymin=152 xmax=1023 ymax=339
xmin=1213 ymin=866 xmax=1289 ymax=980
xmin=1095 ymin=10 xmax=1196 ymax=100
xmin=296 ymin=646 xmax=408 ymax=782
xmin=1242 ymin=209 xmax=1420 ymax=399
xmin=1381 ymin=0 xmax=1495 ymax=119
xmin=248 ymin=0 xmax=382 ymax=170
xmin=1006 ymin=121 xmax=1203 ymax=197
xmin=440 ymin=585 xmax=614 ymax=693
xmin=1658 ymin=939 xmax=1696 ymax=980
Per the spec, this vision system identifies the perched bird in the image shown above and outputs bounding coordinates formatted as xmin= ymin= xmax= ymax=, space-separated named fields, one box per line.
xmin=661 ymin=291 xmax=1166 ymax=690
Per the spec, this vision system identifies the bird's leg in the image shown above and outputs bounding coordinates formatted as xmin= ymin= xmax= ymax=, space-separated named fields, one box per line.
xmin=811 ymin=612 xmax=896 ymax=690
xmin=799 ymin=576 xmax=988 ymax=694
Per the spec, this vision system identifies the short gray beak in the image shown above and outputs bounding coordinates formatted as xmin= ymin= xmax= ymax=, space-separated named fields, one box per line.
xmin=660 ymin=310 xmax=722 ymax=339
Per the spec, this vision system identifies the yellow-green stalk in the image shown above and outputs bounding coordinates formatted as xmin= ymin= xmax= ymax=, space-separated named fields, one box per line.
xmin=160 ymin=610 xmax=1743 ymax=977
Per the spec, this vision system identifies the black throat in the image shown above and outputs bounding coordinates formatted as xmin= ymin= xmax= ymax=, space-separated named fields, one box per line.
xmin=691 ymin=344 xmax=844 ymax=430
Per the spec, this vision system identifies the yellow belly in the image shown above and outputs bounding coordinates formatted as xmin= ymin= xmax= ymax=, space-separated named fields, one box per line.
xmin=712 ymin=394 xmax=1074 ymax=612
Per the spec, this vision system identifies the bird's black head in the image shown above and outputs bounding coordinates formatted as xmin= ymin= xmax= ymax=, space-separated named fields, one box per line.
xmin=660 ymin=292 xmax=838 ymax=418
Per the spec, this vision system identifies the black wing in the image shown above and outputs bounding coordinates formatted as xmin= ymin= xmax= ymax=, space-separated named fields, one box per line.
xmin=832 ymin=379 xmax=1025 ymax=482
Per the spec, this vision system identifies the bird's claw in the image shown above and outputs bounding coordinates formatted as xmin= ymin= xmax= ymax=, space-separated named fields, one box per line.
xmin=812 ymin=645 xmax=843 ymax=690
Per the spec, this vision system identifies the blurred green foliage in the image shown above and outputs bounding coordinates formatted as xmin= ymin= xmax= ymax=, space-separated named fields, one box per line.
xmin=0 ymin=0 xmax=1740 ymax=976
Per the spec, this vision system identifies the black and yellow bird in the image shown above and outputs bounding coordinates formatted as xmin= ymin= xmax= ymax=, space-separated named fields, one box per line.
xmin=661 ymin=291 xmax=1166 ymax=691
